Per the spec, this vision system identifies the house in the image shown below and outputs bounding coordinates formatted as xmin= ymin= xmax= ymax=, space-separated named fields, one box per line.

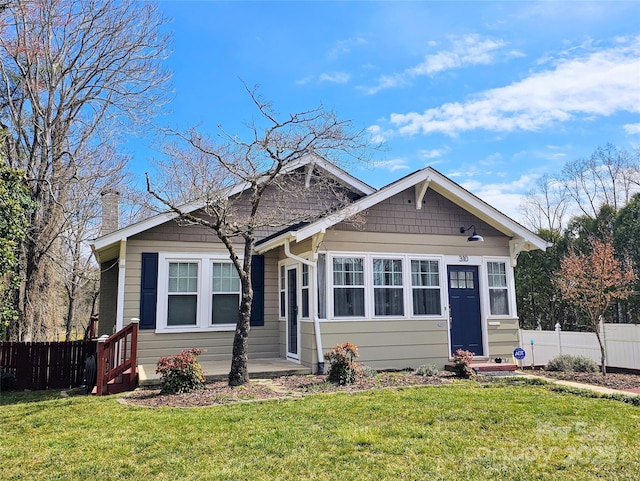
xmin=90 ymin=155 xmax=549 ymax=376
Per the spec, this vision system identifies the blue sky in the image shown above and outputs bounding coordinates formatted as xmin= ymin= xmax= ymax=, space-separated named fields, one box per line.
xmin=131 ymin=1 xmax=640 ymax=221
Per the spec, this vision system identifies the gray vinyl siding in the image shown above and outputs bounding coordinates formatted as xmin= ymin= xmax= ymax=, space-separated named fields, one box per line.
xmin=124 ymin=239 xmax=281 ymax=366
xmin=335 ymin=187 xmax=504 ymax=237
xmin=305 ymin=320 xmax=450 ymax=371
xmin=320 ymin=230 xmax=509 ymax=256
xmin=486 ymin=318 xmax=520 ymax=360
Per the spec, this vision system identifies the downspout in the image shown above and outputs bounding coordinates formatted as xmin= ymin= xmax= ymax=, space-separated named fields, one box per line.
xmin=284 ymin=234 xmax=325 ymax=374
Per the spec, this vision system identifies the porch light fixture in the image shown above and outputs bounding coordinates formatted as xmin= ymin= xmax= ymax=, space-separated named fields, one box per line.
xmin=460 ymin=225 xmax=484 ymax=242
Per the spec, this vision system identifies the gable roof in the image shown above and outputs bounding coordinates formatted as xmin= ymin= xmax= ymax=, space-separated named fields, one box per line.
xmin=91 ymin=154 xmax=375 ymax=258
xmin=256 ymin=166 xmax=549 ymax=254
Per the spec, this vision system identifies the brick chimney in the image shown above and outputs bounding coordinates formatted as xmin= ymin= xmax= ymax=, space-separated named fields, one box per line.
xmin=100 ymin=189 xmax=120 ymax=236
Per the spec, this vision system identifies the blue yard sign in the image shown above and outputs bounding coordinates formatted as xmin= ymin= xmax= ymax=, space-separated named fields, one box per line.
xmin=513 ymin=347 xmax=526 ymax=360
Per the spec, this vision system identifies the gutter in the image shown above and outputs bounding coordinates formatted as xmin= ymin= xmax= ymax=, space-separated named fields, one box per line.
xmin=283 ymin=235 xmax=325 ymax=374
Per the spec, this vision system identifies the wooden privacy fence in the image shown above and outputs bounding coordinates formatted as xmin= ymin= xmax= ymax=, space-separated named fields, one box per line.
xmin=0 ymin=340 xmax=96 ymax=391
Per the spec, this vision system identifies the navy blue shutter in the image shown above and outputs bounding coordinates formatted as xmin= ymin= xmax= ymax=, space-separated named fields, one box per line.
xmin=139 ymin=253 xmax=158 ymax=330
xmin=250 ymin=255 xmax=265 ymax=326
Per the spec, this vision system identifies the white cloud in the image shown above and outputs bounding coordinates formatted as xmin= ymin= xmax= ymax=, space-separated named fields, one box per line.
xmin=459 ymin=174 xmax=540 ymax=222
xmin=367 ymin=124 xmax=392 ymax=144
xmin=624 ymin=123 xmax=640 ymax=135
xmin=295 ymin=76 xmax=313 ymax=85
xmin=319 ymin=72 xmax=351 ymax=84
xmin=419 ymin=147 xmax=449 ymax=159
xmin=371 ymin=158 xmax=411 ymax=173
xmin=364 ymin=34 xmax=511 ymax=95
xmin=407 ymin=35 xmax=508 ymax=76
xmin=386 ymin=36 xmax=640 ymax=136
xmin=327 ymin=36 xmax=367 ymax=60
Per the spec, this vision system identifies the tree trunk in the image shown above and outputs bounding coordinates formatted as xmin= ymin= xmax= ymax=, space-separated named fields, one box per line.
xmin=228 ymin=299 xmax=252 ymax=386
xmin=228 ymin=267 xmax=253 ymax=386
xmin=65 ymin=288 xmax=77 ymax=342
xmin=594 ymin=321 xmax=607 ymax=375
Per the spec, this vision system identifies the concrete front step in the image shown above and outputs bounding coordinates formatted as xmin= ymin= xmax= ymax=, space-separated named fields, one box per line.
xmin=445 ymin=362 xmax=518 ymax=373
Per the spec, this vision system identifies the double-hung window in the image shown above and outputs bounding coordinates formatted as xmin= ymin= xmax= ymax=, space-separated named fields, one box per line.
xmin=373 ymin=258 xmax=404 ymax=316
xmin=159 ymin=254 xmax=243 ymax=331
xmin=411 ymin=259 xmax=441 ymax=316
xmin=487 ymin=261 xmax=509 ymax=315
xmin=333 ymin=257 xmax=365 ymax=317
xmin=211 ymin=262 xmax=240 ymax=324
xmin=279 ymin=265 xmax=286 ymax=318
xmin=301 ymin=264 xmax=310 ymax=318
xmin=167 ymin=262 xmax=199 ymax=326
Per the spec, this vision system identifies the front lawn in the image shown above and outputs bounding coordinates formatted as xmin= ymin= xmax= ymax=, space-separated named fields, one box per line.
xmin=1 ymin=383 xmax=639 ymax=480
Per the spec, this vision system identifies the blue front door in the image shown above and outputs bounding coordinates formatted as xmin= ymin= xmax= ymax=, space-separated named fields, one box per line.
xmin=447 ymin=265 xmax=483 ymax=355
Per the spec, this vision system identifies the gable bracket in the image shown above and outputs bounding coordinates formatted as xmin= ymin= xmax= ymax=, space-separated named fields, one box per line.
xmin=305 ymin=163 xmax=315 ymax=189
xmin=509 ymin=239 xmax=532 ymax=267
xmin=414 ymin=179 xmax=430 ymax=210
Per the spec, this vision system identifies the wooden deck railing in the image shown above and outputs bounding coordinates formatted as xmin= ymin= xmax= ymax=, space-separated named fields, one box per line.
xmin=95 ymin=319 xmax=139 ymax=396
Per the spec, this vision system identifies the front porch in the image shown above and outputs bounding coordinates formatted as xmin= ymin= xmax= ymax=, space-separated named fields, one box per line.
xmin=138 ymin=358 xmax=312 ymax=387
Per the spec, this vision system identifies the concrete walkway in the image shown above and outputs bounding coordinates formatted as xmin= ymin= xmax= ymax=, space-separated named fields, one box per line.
xmin=138 ymin=358 xmax=311 ymax=387
xmin=519 ymin=373 xmax=640 ymax=398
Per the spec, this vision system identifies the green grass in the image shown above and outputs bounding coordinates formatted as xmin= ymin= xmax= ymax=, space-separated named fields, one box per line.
xmin=1 ymin=383 xmax=639 ymax=480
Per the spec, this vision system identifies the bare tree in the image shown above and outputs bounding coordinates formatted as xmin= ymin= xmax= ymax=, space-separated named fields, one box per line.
xmin=0 ymin=0 xmax=171 ymax=340
xmin=555 ymin=236 xmax=636 ymax=374
xmin=55 ymin=147 xmax=130 ymax=340
xmin=561 ymin=144 xmax=640 ymax=219
xmin=147 ymin=87 xmax=372 ymax=386
xmin=519 ymin=173 xmax=570 ymax=233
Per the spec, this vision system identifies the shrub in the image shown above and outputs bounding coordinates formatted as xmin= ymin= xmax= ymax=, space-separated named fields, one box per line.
xmin=451 ymin=349 xmax=475 ymax=378
xmin=546 ymin=354 xmax=598 ymax=373
xmin=359 ymin=364 xmax=378 ymax=379
xmin=324 ymin=342 xmax=361 ymax=385
xmin=545 ymin=354 xmax=574 ymax=372
xmin=156 ymin=348 xmax=206 ymax=394
xmin=571 ymin=355 xmax=599 ymax=373
xmin=1 ymin=371 xmax=16 ymax=391
xmin=415 ymin=363 xmax=439 ymax=377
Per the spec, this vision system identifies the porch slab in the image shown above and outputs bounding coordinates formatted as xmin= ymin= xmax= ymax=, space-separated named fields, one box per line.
xmin=138 ymin=358 xmax=312 ymax=387
xmin=445 ymin=362 xmax=518 ymax=373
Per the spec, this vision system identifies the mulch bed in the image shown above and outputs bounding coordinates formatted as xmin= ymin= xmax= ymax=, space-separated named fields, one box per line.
xmin=122 ymin=370 xmax=640 ymax=408
xmin=531 ymin=370 xmax=640 ymax=392
xmin=123 ymin=380 xmax=284 ymax=408
xmin=123 ymin=371 xmax=456 ymax=408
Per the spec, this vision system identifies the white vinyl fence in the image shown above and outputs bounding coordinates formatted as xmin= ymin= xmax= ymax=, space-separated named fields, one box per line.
xmin=518 ymin=324 xmax=640 ymax=370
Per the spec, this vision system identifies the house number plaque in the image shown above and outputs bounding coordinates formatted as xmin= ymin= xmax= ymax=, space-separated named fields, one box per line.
xmin=458 ymin=255 xmax=469 ymax=262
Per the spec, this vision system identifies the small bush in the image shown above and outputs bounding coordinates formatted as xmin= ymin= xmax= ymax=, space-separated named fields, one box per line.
xmin=415 ymin=364 xmax=439 ymax=377
xmin=571 ymin=355 xmax=599 ymax=373
xmin=451 ymin=349 xmax=475 ymax=378
xmin=1 ymin=371 xmax=16 ymax=391
xmin=546 ymin=354 xmax=598 ymax=373
xmin=545 ymin=354 xmax=574 ymax=372
xmin=156 ymin=348 xmax=206 ymax=394
xmin=325 ymin=342 xmax=361 ymax=385
xmin=359 ymin=364 xmax=378 ymax=379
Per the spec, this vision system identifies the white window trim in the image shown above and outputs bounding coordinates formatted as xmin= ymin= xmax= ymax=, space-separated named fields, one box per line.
xmin=408 ymin=256 xmax=446 ymax=318
xmin=300 ymin=262 xmax=311 ymax=319
xmin=330 ymin=254 xmax=367 ymax=319
xmin=278 ymin=262 xmax=287 ymax=320
xmin=326 ymin=252 xmax=447 ymax=321
xmin=372 ymin=255 xmax=405 ymax=318
xmin=483 ymin=257 xmax=517 ymax=319
xmin=156 ymin=252 xmax=241 ymax=333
